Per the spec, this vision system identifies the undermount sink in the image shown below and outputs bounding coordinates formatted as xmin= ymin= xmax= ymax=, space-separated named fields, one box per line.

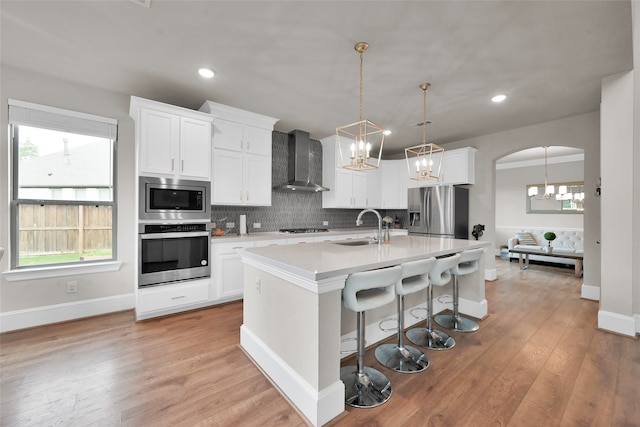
xmin=332 ymin=239 xmax=376 ymax=246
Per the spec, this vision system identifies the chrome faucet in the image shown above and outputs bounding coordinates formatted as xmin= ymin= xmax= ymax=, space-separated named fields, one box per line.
xmin=356 ymin=209 xmax=383 ymax=246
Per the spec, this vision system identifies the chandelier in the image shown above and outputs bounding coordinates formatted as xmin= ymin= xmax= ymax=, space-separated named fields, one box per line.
xmin=528 ymin=146 xmax=554 ymax=199
xmin=405 ymin=83 xmax=444 ymax=180
xmin=336 ymin=42 xmax=386 ymax=171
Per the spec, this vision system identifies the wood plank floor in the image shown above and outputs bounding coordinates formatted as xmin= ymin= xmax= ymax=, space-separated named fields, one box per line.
xmin=2 ymin=259 xmax=639 ymax=426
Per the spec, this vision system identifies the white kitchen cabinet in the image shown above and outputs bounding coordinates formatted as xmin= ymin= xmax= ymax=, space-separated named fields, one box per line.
xmin=130 ymin=96 xmax=213 ymax=181
xmin=211 ymin=240 xmax=255 ymax=301
xmin=416 ymin=147 xmax=477 ymax=187
xmin=136 ymin=278 xmax=210 ymax=320
xmin=200 ymin=101 xmax=278 ymax=206
xmin=366 ymin=166 xmax=382 ymax=208
xmin=321 ymin=135 xmax=369 ymax=209
xmin=380 ymin=159 xmax=409 ymax=209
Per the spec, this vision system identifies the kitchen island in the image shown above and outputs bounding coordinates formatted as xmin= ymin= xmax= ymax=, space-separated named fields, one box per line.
xmin=238 ymin=235 xmax=490 ymax=426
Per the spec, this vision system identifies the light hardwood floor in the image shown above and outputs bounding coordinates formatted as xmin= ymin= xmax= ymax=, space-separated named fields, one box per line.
xmin=2 ymin=259 xmax=639 ymax=426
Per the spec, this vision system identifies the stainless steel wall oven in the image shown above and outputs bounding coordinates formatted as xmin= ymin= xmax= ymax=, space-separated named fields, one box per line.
xmin=138 ymin=222 xmax=211 ymax=287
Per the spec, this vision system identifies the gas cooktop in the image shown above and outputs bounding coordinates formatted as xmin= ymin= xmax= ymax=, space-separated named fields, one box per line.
xmin=279 ymin=228 xmax=329 ymax=234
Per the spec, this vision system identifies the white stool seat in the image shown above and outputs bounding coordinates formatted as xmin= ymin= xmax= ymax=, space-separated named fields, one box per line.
xmin=375 ymin=258 xmax=435 ymax=372
xmin=435 ymin=248 xmax=484 ymax=332
xmin=341 ymin=265 xmax=401 ymax=408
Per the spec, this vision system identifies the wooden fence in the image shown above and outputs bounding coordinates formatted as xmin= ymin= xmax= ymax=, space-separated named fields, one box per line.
xmin=19 ymin=205 xmax=112 ymax=255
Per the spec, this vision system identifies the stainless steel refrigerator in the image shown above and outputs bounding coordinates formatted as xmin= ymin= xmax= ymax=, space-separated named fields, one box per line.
xmin=407 ymin=186 xmax=469 ymax=239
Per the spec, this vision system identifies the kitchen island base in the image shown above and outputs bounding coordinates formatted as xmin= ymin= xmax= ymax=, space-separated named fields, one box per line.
xmin=239 ymin=236 xmax=490 ymax=426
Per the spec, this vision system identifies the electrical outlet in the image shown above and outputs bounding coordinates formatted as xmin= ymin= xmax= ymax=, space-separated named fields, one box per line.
xmin=227 ymin=222 xmax=235 ymax=229
xmin=323 ymin=221 xmax=329 ymax=226
xmin=66 ymin=281 xmax=78 ymax=293
xmin=253 ymin=223 xmax=261 ymax=229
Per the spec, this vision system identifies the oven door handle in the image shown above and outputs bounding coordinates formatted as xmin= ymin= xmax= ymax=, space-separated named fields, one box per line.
xmin=139 ymin=231 xmax=210 ymax=240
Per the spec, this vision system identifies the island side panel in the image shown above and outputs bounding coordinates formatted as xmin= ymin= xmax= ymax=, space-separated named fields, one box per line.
xmin=241 ymin=264 xmax=342 ymax=390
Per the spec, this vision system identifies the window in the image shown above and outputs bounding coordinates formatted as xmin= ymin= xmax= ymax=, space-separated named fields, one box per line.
xmin=9 ymin=100 xmax=117 ymax=268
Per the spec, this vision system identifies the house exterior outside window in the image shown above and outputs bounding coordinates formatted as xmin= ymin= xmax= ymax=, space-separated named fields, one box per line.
xmin=9 ymin=100 xmax=117 ymax=268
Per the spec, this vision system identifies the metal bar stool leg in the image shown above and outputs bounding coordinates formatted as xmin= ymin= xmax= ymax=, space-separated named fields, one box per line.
xmin=435 ymin=273 xmax=480 ymax=332
xmin=341 ymin=311 xmax=393 ymax=408
xmin=375 ymin=294 xmax=430 ymax=373
xmin=406 ymin=282 xmax=455 ymax=350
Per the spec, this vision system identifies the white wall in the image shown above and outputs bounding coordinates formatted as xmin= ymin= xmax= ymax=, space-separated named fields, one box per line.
xmin=495 ymin=159 xmax=584 ymax=248
xmin=0 ymin=66 xmax=136 ymax=325
xmin=444 ymin=112 xmax=601 ymax=297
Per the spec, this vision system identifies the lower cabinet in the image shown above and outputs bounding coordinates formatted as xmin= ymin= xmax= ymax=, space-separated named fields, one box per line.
xmin=211 ymin=241 xmax=255 ymax=301
xmin=136 ymin=279 xmax=210 ymax=320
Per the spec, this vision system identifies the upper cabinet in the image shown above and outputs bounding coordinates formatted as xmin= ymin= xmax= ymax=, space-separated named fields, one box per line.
xmin=130 ymin=96 xmax=214 ymax=181
xmin=200 ymin=101 xmax=278 ymax=206
xmin=415 ymin=147 xmax=477 ymax=187
xmin=380 ymin=159 xmax=408 ymax=209
xmin=320 ymin=135 xmax=370 ymax=209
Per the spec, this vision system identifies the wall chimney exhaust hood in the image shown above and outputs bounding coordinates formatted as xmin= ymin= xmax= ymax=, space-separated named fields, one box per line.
xmin=276 ymin=130 xmax=329 ymax=192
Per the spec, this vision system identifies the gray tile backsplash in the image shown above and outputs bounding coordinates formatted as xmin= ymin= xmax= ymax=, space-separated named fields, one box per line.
xmin=211 ymin=130 xmax=406 ymax=234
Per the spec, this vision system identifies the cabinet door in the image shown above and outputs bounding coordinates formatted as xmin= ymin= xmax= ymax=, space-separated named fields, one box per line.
xmin=441 ymin=150 xmax=468 ymax=185
xmin=335 ymin=169 xmax=354 ymax=207
xmin=212 ymin=150 xmax=244 ymax=204
xmin=138 ymin=108 xmax=179 ymax=176
xmin=218 ymin=253 xmax=244 ymax=299
xmin=245 ymin=154 xmax=272 ymax=206
xmin=244 ymin=125 xmax=272 ymax=156
xmin=352 ymin=172 xmax=367 ymax=208
xmin=366 ymin=167 xmax=382 ymax=208
xmin=213 ymin=119 xmax=243 ymax=152
xmin=179 ymin=117 xmax=212 ymax=180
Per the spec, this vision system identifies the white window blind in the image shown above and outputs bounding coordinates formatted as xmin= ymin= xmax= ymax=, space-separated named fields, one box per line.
xmin=8 ymin=99 xmax=117 ymax=140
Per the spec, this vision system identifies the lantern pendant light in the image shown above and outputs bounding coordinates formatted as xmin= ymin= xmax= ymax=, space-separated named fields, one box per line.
xmin=336 ymin=42 xmax=386 ymax=171
xmin=405 ymin=83 xmax=444 ymax=180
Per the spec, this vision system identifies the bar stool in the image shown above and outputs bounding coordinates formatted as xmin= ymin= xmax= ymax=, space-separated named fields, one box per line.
xmin=435 ymin=248 xmax=484 ymax=332
xmin=340 ymin=265 xmax=401 ymax=408
xmin=374 ymin=257 xmax=435 ymax=373
xmin=406 ymin=254 xmax=460 ymax=350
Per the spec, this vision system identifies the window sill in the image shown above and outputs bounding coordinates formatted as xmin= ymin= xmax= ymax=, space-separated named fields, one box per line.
xmin=1 ymin=261 xmax=122 ymax=282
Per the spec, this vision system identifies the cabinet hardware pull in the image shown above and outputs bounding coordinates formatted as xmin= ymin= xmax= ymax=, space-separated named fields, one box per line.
xmin=181 ymin=160 xmax=184 ymax=172
xmin=247 ymin=141 xmax=250 ymax=151
xmin=239 ymin=191 xmax=243 ymax=201
xmin=171 ymin=295 xmax=186 ymax=300
xmin=232 ymin=246 xmax=243 ymax=249
xmin=171 ymin=159 xmax=175 ymax=172
xmin=246 ymin=191 xmax=249 ymax=200
xmin=240 ymin=140 xmax=243 ymax=150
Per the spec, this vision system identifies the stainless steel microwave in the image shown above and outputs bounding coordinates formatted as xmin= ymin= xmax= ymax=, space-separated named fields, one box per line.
xmin=139 ymin=176 xmax=211 ymax=221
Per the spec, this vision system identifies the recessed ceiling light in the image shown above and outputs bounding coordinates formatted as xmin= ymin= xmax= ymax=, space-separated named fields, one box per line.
xmin=492 ymin=94 xmax=507 ymax=103
xmin=198 ymin=68 xmax=215 ymax=79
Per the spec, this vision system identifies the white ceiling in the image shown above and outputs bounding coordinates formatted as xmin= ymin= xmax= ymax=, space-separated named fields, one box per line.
xmin=0 ymin=1 xmax=633 ymax=159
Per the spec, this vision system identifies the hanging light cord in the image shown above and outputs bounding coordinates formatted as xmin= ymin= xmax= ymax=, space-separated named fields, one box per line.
xmin=422 ymin=84 xmax=428 ymax=144
xmin=544 ymin=146 xmax=550 ymax=198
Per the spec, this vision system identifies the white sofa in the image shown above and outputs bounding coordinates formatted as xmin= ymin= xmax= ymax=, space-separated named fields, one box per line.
xmin=507 ymin=229 xmax=584 ymax=266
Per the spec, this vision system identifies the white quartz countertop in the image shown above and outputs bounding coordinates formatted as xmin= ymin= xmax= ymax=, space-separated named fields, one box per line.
xmin=239 ymin=235 xmax=490 ymax=281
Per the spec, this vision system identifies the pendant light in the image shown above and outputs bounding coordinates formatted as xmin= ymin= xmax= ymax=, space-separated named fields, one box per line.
xmin=336 ymin=42 xmax=386 ymax=171
xmin=528 ymin=146 xmax=555 ymax=199
xmin=405 ymin=83 xmax=444 ymax=180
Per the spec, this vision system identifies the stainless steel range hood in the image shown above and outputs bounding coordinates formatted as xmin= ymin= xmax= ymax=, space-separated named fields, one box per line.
xmin=276 ymin=130 xmax=329 ymax=192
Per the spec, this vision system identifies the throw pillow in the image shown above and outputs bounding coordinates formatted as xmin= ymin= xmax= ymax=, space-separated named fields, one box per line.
xmin=515 ymin=232 xmax=537 ymax=245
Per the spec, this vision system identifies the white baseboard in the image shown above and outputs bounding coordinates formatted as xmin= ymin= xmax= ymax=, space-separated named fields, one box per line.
xmin=240 ymin=325 xmax=345 ymax=427
xmin=581 ymin=284 xmax=600 ymax=301
xmin=0 ymin=294 xmax=135 ymax=333
xmin=339 ymin=297 xmax=488 ymax=356
xmin=597 ymin=310 xmax=637 ymax=337
xmin=485 ymin=268 xmax=497 ymax=281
